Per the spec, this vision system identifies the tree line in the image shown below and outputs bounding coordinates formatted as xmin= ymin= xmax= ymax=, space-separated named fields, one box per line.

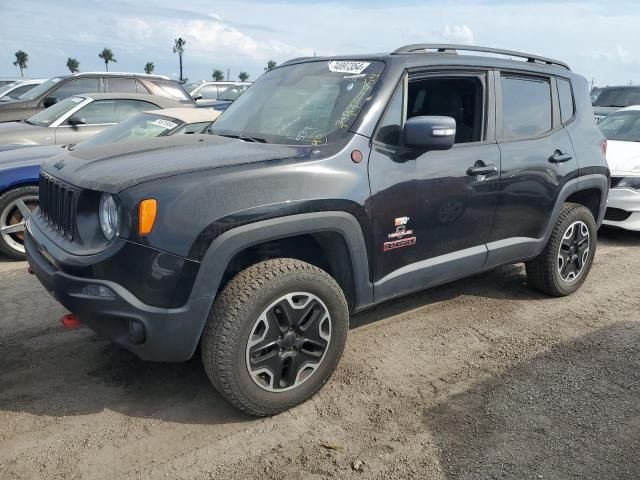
xmin=11 ymin=46 xmax=277 ymax=83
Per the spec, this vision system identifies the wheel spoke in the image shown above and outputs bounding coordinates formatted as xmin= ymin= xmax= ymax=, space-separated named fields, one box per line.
xmin=296 ymin=299 xmax=324 ymax=330
xmin=15 ymin=199 xmax=33 ymax=218
xmin=248 ymin=340 xmax=280 ymax=366
xmin=1 ymin=222 xmax=25 ymax=234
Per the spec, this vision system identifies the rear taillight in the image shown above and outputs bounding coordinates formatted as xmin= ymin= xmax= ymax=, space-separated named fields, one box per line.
xmin=602 ymin=139 xmax=607 ymax=158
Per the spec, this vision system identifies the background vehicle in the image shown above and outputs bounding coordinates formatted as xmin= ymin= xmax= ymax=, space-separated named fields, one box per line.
xmin=0 ymin=72 xmax=195 ymax=123
xmin=187 ymin=81 xmax=251 ymax=102
xmin=592 ymin=85 xmax=640 ymax=121
xmin=26 ymin=45 xmax=608 ymax=416
xmin=0 ymin=93 xmax=185 ymax=146
xmin=0 ymin=79 xmax=45 ymax=103
xmin=196 ymin=84 xmax=250 ymax=111
xmin=0 ymin=78 xmax=22 ymax=87
xmin=0 ymin=107 xmax=220 ymax=259
xmin=599 ymin=106 xmax=640 ymax=230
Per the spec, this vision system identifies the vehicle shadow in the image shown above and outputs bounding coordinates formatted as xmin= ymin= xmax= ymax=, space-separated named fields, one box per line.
xmin=424 ymin=322 xmax=640 ymax=479
xmin=598 ymin=225 xmax=640 ymax=246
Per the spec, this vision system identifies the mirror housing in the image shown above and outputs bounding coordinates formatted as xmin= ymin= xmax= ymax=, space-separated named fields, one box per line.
xmin=403 ymin=115 xmax=456 ymax=150
xmin=67 ymin=116 xmax=86 ymax=127
xmin=192 ymin=94 xmax=203 ymax=101
xmin=42 ymin=96 xmax=59 ymax=108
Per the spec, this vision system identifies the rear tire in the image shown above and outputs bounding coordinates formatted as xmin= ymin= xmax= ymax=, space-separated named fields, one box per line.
xmin=526 ymin=202 xmax=597 ymax=296
xmin=0 ymin=186 xmax=39 ymax=260
xmin=201 ymin=258 xmax=349 ymax=416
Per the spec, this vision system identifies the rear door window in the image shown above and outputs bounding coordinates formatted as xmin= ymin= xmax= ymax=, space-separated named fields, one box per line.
xmin=105 ymin=78 xmax=137 ymax=93
xmin=500 ymin=75 xmax=552 ymax=140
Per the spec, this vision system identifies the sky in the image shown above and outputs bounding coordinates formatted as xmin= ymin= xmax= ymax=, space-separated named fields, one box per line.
xmin=1 ymin=0 xmax=639 ymax=87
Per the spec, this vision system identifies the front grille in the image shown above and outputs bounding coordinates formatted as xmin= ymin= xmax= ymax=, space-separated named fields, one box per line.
xmin=610 ymin=177 xmax=624 ymax=188
xmin=38 ymin=173 xmax=75 ymax=239
xmin=604 ymin=207 xmax=632 ymax=222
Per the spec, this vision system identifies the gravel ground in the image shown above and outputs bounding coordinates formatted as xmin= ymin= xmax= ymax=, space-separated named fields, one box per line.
xmin=0 ymin=227 xmax=639 ymax=479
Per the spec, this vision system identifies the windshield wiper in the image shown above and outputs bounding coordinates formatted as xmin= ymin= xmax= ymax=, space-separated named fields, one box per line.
xmin=215 ymin=133 xmax=268 ymax=143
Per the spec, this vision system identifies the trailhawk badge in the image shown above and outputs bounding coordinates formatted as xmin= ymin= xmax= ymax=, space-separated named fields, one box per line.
xmin=384 ymin=216 xmax=417 ymax=251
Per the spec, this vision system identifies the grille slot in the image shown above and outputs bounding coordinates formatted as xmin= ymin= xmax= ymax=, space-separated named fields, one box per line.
xmin=604 ymin=207 xmax=632 ymax=222
xmin=38 ymin=173 xmax=75 ymax=239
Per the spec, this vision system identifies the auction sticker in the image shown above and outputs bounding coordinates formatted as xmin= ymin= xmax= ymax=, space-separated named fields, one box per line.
xmin=150 ymin=118 xmax=177 ymax=129
xmin=328 ymin=60 xmax=371 ymax=74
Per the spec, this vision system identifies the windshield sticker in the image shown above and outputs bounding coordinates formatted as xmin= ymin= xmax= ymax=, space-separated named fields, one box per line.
xmin=150 ymin=118 xmax=177 ymax=129
xmin=328 ymin=61 xmax=371 ymax=74
xmin=335 ymin=74 xmax=379 ymax=129
xmin=69 ymin=97 xmax=83 ymax=103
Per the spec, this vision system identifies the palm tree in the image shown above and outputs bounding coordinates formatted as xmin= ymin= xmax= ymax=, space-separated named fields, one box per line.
xmin=266 ymin=60 xmax=277 ymax=71
xmin=66 ymin=57 xmax=80 ymax=73
xmin=173 ymin=38 xmax=186 ymax=82
xmin=144 ymin=62 xmax=154 ymax=74
xmin=98 ymin=48 xmax=116 ymax=72
xmin=13 ymin=50 xmax=28 ymax=77
xmin=212 ymin=69 xmax=224 ymax=81
xmin=238 ymin=72 xmax=249 ymax=82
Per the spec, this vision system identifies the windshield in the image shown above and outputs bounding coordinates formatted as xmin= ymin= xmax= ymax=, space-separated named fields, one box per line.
xmin=598 ymin=111 xmax=640 ymax=142
xmin=18 ymin=77 xmax=62 ymax=101
xmin=186 ymin=82 xmax=204 ymax=94
xmin=218 ymin=85 xmax=248 ymax=101
xmin=74 ymin=112 xmax=185 ymax=148
xmin=211 ymin=60 xmax=385 ymax=145
xmin=26 ymin=96 xmax=85 ymax=127
xmin=593 ymin=87 xmax=640 ymax=107
xmin=150 ymin=79 xmax=193 ymax=103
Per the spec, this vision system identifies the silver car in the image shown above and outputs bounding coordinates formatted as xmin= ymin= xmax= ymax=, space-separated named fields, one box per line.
xmin=0 ymin=79 xmax=45 ymax=103
xmin=0 ymin=93 xmax=187 ymax=146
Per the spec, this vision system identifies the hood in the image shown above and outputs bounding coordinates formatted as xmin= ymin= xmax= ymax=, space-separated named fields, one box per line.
xmin=0 ymin=144 xmax=67 ymax=170
xmin=0 ymin=120 xmax=45 ymax=144
xmin=606 ymin=140 xmax=640 ymax=175
xmin=42 ymin=134 xmax=312 ymax=194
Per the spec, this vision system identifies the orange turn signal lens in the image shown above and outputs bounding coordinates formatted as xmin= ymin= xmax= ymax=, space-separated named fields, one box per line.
xmin=138 ymin=199 xmax=157 ymax=236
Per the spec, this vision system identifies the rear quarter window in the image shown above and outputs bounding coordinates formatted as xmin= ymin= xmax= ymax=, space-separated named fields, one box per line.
xmin=557 ymin=78 xmax=575 ymax=124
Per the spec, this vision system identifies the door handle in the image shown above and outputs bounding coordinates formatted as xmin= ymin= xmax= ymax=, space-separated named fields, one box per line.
xmin=549 ymin=150 xmax=573 ymax=163
xmin=466 ymin=161 xmax=498 ymax=177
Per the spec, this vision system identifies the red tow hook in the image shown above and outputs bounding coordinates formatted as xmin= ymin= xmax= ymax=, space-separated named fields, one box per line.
xmin=27 ymin=265 xmax=33 ymax=274
xmin=61 ymin=313 xmax=82 ymax=329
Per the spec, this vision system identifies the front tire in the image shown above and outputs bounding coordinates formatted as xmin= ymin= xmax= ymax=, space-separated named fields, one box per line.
xmin=201 ymin=258 xmax=349 ymax=416
xmin=526 ymin=202 xmax=597 ymax=296
xmin=0 ymin=186 xmax=39 ymax=260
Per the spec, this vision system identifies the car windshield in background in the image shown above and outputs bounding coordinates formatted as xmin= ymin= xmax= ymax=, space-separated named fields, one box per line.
xmin=25 ymin=96 xmax=85 ymax=127
xmin=185 ymin=82 xmax=203 ymax=94
xmin=211 ymin=60 xmax=385 ymax=145
xmin=218 ymin=86 xmax=248 ymax=101
xmin=150 ymin=79 xmax=192 ymax=103
xmin=74 ymin=112 xmax=184 ymax=149
xmin=598 ymin=110 xmax=640 ymax=142
xmin=0 ymin=82 xmax=20 ymax=97
xmin=593 ymin=87 xmax=640 ymax=107
xmin=17 ymin=77 xmax=62 ymax=101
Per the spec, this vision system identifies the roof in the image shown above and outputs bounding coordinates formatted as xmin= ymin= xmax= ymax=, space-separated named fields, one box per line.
xmin=54 ymin=72 xmax=172 ymax=80
xmin=146 ymin=107 xmax=221 ymax=123
xmin=73 ymin=92 xmax=187 ymax=108
xmin=191 ymin=81 xmax=252 ymax=86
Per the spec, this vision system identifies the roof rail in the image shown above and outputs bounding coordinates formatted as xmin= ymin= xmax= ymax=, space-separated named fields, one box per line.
xmin=392 ymin=44 xmax=570 ymax=70
xmin=69 ymin=71 xmax=172 ymax=80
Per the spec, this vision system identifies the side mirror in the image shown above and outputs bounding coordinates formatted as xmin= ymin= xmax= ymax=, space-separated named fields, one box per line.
xmin=192 ymin=94 xmax=203 ymax=101
xmin=403 ymin=115 xmax=456 ymax=150
xmin=42 ymin=96 xmax=59 ymax=108
xmin=67 ymin=116 xmax=86 ymax=127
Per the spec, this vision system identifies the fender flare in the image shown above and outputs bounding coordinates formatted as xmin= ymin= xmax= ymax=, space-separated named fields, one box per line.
xmin=189 ymin=211 xmax=374 ymax=309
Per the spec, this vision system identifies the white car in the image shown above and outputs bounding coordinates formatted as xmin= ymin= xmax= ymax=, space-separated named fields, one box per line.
xmin=0 ymin=79 xmax=45 ymax=103
xmin=599 ymin=106 xmax=640 ymax=230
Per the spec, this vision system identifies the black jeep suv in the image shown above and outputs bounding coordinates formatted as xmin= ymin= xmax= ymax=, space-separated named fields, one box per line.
xmin=26 ymin=44 xmax=609 ymax=416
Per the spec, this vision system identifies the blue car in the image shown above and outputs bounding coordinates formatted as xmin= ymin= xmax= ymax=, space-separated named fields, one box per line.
xmin=0 ymin=107 xmax=219 ymax=259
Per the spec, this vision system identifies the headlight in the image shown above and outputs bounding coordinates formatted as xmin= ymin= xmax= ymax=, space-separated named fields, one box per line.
xmin=99 ymin=193 xmax=118 ymax=240
xmin=617 ymin=177 xmax=640 ymax=190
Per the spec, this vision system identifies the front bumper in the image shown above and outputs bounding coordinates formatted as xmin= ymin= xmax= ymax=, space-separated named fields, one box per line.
xmin=25 ymin=230 xmax=213 ymax=362
xmin=602 ymin=188 xmax=640 ymax=231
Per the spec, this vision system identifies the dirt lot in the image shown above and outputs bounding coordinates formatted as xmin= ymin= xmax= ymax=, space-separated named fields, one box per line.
xmin=1 ymin=228 xmax=639 ymax=480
